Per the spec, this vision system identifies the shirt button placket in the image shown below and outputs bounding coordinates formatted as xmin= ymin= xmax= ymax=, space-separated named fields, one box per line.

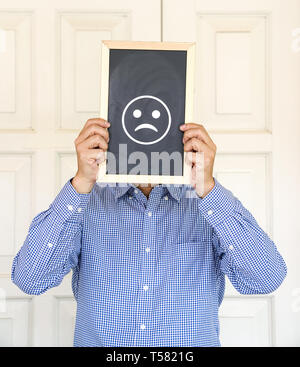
xmin=136 ymin=204 xmax=156 ymax=346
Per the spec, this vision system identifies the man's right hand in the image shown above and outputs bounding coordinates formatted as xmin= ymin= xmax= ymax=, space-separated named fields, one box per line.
xmin=71 ymin=118 xmax=110 ymax=194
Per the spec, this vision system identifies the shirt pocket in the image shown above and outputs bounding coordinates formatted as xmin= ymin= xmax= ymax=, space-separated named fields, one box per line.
xmin=167 ymin=240 xmax=215 ymax=296
xmin=171 ymin=241 xmax=206 ymax=266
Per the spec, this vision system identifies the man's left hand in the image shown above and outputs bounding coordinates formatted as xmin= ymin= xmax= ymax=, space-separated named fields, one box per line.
xmin=180 ymin=123 xmax=216 ymax=198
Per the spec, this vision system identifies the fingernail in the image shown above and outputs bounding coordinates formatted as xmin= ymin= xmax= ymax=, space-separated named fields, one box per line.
xmin=106 ymin=121 xmax=110 ymax=126
xmin=180 ymin=124 xmax=186 ymax=130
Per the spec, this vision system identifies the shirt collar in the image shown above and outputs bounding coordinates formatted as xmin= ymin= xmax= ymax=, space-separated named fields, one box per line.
xmin=165 ymin=185 xmax=185 ymax=202
xmin=110 ymin=183 xmax=135 ymax=200
xmin=108 ymin=182 xmax=187 ymax=202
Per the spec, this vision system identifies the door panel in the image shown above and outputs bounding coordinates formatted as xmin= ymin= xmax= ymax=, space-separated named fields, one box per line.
xmin=0 ymin=12 xmax=32 ymax=129
xmin=195 ymin=14 xmax=269 ymax=131
xmin=219 ymin=297 xmax=272 ymax=347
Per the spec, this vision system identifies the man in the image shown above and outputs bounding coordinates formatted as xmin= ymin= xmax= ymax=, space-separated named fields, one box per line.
xmin=11 ymin=118 xmax=287 ymax=347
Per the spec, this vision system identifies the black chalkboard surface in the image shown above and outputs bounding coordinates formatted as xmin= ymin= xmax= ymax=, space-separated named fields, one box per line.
xmin=107 ymin=49 xmax=186 ymax=176
xmin=99 ymin=41 xmax=195 ymax=184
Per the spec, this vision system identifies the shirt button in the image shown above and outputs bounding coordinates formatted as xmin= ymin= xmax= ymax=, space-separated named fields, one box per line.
xmin=207 ymin=209 xmax=213 ymax=215
xmin=148 ymin=211 xmax=152 ymax=217
xmin=47 ymin=243 xmax=53 ymax=248
xmin=129 ymin=196 xmax=133 ymax=200
xmin=140 ymin=324 xmax=146 ymax=330
xmin=164 ymin=196 xmax=168 ymax=200
xmin=67 ymin=205 xmax=73 ymax=211
xmin=77 ymin=207 xmax=82 ymax=213
xmin=229 ymin=245 xmax=234 ymax=250
xmin=145 ymin=247 xmax=150 ymax=253
xmin=134 ymin=189 xmax=138 ymax=194
xmin=143 ymin=285 xmax=149 ymax=291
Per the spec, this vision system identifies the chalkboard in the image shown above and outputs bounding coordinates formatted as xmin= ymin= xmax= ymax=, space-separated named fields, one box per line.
xmin=99 ymin=41 xmax=195 ymax=185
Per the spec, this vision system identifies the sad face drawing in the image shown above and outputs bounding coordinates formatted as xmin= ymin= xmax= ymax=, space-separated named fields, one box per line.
xmin=121 ymin=95 xmax=172 ymax=145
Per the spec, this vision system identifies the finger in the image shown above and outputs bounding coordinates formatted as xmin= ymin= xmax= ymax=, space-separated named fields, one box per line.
xmin=86 ymin=149 xmax=106 ymax=166
xmin=80 ymin=134 xmax=108 ymax=151
xmin=83 ymin=118 xmax=110 ymax=130
xmin=180 ymin=123 xmax=215 ymax=148
xmin=86 ymin=149 xmax=105 ymax=160
xmin=184 ymin=137 xmax=209 ymax=153
xmin=182 ymin=123 xmax=215 ymax=148
xmin=76 ymin=124 xmax=109 ymax=145
xmin=182 ymin=128 xmax=211 ymax=146
xmin=78 ymin=118 xmax=110 ymax=139
xmin=185 ymin=151 xmax=205 ymax=166
xmin=76 ymin=118 xmax=110 ymax=145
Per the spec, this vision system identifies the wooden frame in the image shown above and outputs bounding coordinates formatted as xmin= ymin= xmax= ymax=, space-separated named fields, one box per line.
xmin=98 ymin=40 xmax=195 ymax=185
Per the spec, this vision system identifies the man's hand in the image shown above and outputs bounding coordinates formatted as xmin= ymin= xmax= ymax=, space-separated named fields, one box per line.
xmin=180 ymin=123 xmax=216 ymax=198
xmin=72 ymin=118 xmax=110 ymax=193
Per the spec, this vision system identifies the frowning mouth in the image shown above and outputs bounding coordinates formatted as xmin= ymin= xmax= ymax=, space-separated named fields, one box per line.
xmin=134 ymin=123 xmax=158 ymax=132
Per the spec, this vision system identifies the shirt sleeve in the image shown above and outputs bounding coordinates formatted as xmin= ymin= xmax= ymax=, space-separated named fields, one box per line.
xmin=11 ymin=178 xmax=95 ymax=295
xmin=197 ymin=178 xmax=287 ymax=294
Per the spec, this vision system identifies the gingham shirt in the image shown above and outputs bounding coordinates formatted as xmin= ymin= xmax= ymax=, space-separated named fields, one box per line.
xmin=11 ymin=178 xmax=287 ymax=347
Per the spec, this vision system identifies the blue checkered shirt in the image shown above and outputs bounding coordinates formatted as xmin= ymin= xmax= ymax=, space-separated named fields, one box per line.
xmin=11 ymin=178 xmax=287 ymax=347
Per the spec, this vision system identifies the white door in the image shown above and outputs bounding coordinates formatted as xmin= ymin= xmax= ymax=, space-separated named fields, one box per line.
xmin=0 ymin=0 xmax=161 ymax=347
xmin=163 ymin=0 xmax=300 ymax=346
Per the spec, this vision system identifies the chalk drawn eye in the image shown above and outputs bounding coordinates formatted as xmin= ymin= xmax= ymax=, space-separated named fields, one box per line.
xmin=152 ymin=110 xmax=160 ymax=119
xmin=133 ymin=109 xmax=142 ymax=118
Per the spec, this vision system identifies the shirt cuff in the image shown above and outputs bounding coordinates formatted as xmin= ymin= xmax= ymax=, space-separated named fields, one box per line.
xmin=50 ymin=178 xmax=95 ymax=222
xmin=197 ymin=178 xmax=237 ymax=227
